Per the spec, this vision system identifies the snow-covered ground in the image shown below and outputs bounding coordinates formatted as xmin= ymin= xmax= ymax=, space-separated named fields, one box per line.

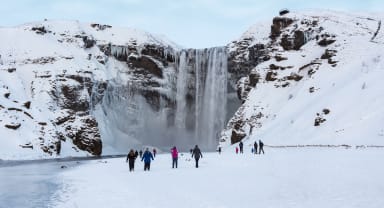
xmin=2 ymin=148 xmax=382 ymax=208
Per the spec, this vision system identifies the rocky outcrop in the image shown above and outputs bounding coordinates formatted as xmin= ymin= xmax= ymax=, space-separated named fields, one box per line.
xmin=271 ymin=17 xmax=294 ymax=39
xmin=230 ymin=122 xmax=246 ymax=144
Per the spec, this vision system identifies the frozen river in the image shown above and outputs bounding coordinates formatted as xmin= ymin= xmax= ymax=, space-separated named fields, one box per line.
xmin=0 ymin=155 xmax=125 ymax=208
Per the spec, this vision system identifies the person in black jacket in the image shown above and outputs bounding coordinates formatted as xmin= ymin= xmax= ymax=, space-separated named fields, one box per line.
xmin=126 ymin=149 xmax=137 ymax=171
xmin=191 ymin=145 xmax=203 ymax=168
xmin=239 ymin=141 xmax=244 ymax=154
xmin=259 ymin=140 xmax=265 ymax=154
xmin=254 ymin=141 xmax=258 ymax=154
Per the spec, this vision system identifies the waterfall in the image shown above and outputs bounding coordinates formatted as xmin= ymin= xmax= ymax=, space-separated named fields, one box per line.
xmin=93 ymin=46 xmax=229 ymax=152
xmin=174 ymin=47 xmax=228 ymax=150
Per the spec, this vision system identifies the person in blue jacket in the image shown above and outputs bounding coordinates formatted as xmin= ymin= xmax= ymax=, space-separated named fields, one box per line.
xmin=141 ymin=148 xmax=154 ymax=171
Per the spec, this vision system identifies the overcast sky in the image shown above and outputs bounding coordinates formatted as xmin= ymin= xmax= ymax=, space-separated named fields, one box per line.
xmin=0 ymin=0 xmax=383 ymax=48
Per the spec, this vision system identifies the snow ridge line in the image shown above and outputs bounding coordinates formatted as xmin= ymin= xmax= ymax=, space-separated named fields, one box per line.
xmin=371 ymin=20 xmax=381 ymax=41
xmin=265 ymin=144 xmax=384 ymax=149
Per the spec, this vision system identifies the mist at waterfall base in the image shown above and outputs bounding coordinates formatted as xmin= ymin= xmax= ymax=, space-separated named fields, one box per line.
xmin=93 ymin=47 xmax=236 ymax=153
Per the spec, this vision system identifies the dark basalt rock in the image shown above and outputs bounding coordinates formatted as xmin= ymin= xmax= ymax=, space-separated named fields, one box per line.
xmin=286 ymin=73 xmax=303 ymax=81
xmin=90 ymin=23 xmax=112 ymax=31
xmin=71 ymin=129 xmax=102 ymax=156
xmin=129 ymin=56 xmax=163 ymax=78
xmin=314 ymin=117 xmax=326 ymax=126
xmin=279 ymin=9 xmax=290 ymax=16
xmin=249 ymin=71 xmax=260 ymax=87
xmin=323 ymin=108 xmax=331 ymax=115
xmin=280 ymin=30 xmax=307 ymax=50
xmin=230 ymin=122 xmax=246 ymax=144
xmin=318 ymin=38 xmax=336 ymax=46
xmin=61 ymin=85 xmax=89 ymax=112
xmin=82 ymin=36 xmax=96 ymax=48
xmin=31 ymin=26 xmax=47 ymax=35
xmin=141 ymin=90 xmax=161 ymax=112
xmin=5 ymin=123 xmax=21 ymax=130
xmin=266 ymin=71 xmax=278 ymax=81
xmin=7 ymin=68 xmax=16 ymax=73
xmin=293 ymin=30 xmax=306 ymax=50
xmin=23 ymin=101 xmax=31 ymax=109
xmin=271 ymin=17 xmax=294 ymax=39
xmin=321 ymin=49 xmax=337 ymax=59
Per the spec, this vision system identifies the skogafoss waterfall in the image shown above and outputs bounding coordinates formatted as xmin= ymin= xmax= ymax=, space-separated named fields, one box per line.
xmin=93 ymin=46 xmax=229 ymax=152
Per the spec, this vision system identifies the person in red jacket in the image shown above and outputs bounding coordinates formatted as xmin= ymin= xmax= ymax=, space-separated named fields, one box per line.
xmin=235 ymin=146 xmax=239 ymax=154
xmin=171 ymin=146 xmax=178 ymax=168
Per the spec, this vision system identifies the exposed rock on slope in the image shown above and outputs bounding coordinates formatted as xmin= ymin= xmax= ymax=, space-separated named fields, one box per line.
xmin=220 ymin=11 xmax=384 ymax=146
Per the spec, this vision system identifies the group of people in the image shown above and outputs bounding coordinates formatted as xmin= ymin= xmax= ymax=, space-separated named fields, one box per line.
xmin=170 ymin=144 xmax=203 ymax=168
xmin=127 ymin=140 xmax=264 ymax=172
xmin=236 ymin=140 xmax=265 ymax=154
xmin=126 ymin=148 xmax=157 ymax=171
xmin=126 ymin=145 xmax=204 ymax=171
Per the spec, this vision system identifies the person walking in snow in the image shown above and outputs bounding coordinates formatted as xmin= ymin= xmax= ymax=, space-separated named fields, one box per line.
xmin=153 ymin=148 xmax=157 ymax=157
xmin=191 ymin=145 xmax=203 ymax=168
xmin=239 ymin=141 xmax=244 ymax=154
xmin=259 ymin=140 xmax=265 ymax=154
xmin=126 ymin=149 xmax=137 ymax=171
xmin=235 ymin=146 xmax=239 ymax=154
xmin=254 ymin=141 xmax=258 ymax=154
xmin=171 ymin=146 xmax=178 ymax=168
xmin=135 ymin=150 xmax=139 ymax=158
xmin=139 ymin=150 xmax=143 ymax=158
xmin=141 ymin=148 xmax=154 ymax=171
xmin=218 ymin=146 xmax=222 ymax=154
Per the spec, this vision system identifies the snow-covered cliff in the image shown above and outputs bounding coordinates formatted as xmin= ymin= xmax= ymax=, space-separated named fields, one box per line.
xmin=221 ymin=10 xmax=384 ymax=147
xmin=1 ymin=10 xmax=383 ymax=159
xmin=0 ymin=20 xmax=241 ymax=159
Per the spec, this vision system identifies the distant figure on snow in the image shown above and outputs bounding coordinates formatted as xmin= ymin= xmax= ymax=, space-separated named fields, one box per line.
xmin=259 ymin=140 xmax=265 ymax=154
xmin=126 ymin=149 xmax=137 ymax=171
xmin=235 ymin=147 xmax=239 ymax=154
xmin=139 ymin=150 xmax=143 ymax=158
xmin=254 ymin=141 xmax=258 ymax=154
xmin=218 ymin=145 xmax=222 ymax=154
xmin=191 ymin=145 xmax=203 ymax=168
xmin=135 ymin=150 xmax=139 ymax=158
xmin=153 ymin=148 xmax=157 ymax=157
xmin=171 ymin=146 xmax=178 ymax=168
xmin=239 ymin=141 xmax=244 ymax=154
xmin=141 ymin=148 xmax=154 ymax=171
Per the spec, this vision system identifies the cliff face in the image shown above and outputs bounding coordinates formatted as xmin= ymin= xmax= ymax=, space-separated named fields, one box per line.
xmin=0 ymin=20 xmax=246 ymax=158
xmin=1 ymin=11 xmax=383 ymax=159
xmin=220 ymin=11 xmax=384 ymax=147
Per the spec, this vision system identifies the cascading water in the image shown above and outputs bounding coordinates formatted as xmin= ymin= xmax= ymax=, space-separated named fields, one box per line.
xmin=174 ymin=47 xmax=228 ymax=150
xmin=93 ymin=46 xmax=229 ymax=152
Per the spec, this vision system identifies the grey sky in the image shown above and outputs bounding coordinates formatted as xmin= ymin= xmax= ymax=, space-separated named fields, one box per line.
xmin=0 ymin=0 xmax=383 ymax=48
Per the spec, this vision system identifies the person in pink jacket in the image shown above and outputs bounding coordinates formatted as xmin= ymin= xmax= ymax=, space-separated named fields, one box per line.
xmin=171 ymin=146 xmax=178 ymax=168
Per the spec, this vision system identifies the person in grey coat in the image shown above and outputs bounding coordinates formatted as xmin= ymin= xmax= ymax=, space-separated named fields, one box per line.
xmin=191 ymin=145 xmax=203 ymax=168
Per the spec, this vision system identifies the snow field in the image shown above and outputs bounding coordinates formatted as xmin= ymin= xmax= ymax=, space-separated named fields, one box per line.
xmin=51 ymin=148 xmax=384 ymax=208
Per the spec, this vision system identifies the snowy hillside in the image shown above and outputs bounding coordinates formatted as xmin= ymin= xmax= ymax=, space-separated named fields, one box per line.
xmin=221 ymin=10 xmax=384 ymax=147
xmin=1 ymin=10 xmax=383 ymax=160
xmin=0 ymin=20 xmax=178 ymax=159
